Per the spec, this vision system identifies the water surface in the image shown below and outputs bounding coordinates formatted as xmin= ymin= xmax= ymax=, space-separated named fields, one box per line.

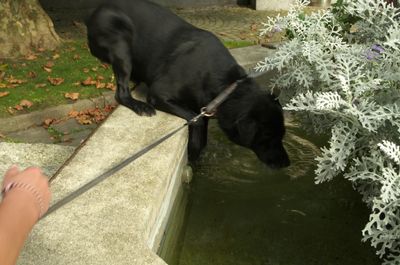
xmin=166 ymin=119 xmax=380 ymax=265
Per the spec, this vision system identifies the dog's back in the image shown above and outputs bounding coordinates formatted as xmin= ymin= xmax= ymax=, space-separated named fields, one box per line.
xmin=86 ymin=0 xmax=239 ymax=84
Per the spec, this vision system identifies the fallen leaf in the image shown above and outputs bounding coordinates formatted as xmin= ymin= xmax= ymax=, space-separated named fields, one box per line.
xmin=65 ymin=92 xmax=80 ymax=101
xmin=14 ymin=105 xmax=23 ymax=111
xmin=25 ymin=54 xmax=37 ymax=60
xmin=68 ymin=110 xmax=79 ymax=118
xmin=44 ymin=61 xmax=55 ymax=68
xmin=77 ymin=114 xmax=92 ymax=125
xmin=104 ymin=104 xmax=116 ymax=113
xmin=73 ymin=54 xmax=81 ymax=60
xmin=6 ymin=76 xmax=26 ymax=84
xmin=20 ymin=99 xmax=33 ymax=108
xmin=43 ymin=118 xmax=55 ymax=128
xmin=96 ymin=75 xmax=105 ymax=81
xmin=95 ymin=81 xmax=106 ymax=89
xmin=0 ymin=91 xmax=9 ymax=97
xmin=91 ymin=67 xmax=98 ymax=72
xmin=82 ymin=77 xmax=96 ymax=86
xmin=7 ymin=107 xmax=15 ymax=114
xmin=83 ymin=68 xmax=90 ymax=73
xmin=0 ymin=83 xmax=7 ymax=88
xmin=250 ymin=23 xmax=258 ymax=31
xmin=27 ymin=71 xmax=37 ymax=78
xmin=37 ymin=47 xmax=46 ymax=52
xmin=42 ymin=61 xmax=54 ymax=73
xmin=100 ymin=63 xmax=110 ymax=69
xmin=106 ymin=83 xmax=116 ymax=91
xmin=0 ymin=132 xmax=5 ymax=138
xmin=52 ymin=53 xmax=60 ymax=60
xmin=35 ymin=83 xmax=47 ymax=88
xmin=72 ymin=81 xmax=81 ymax=86
xmin=48 ymin=77 xmax=64 ymax=86
xmin=43 ymin=66 xmax=52 ymax=73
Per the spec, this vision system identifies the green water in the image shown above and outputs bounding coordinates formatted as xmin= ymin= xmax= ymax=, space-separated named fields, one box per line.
xmin=162 ymin=118 xmax=380 ymax=265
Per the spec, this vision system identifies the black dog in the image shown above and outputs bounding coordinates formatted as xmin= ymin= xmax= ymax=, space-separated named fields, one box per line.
xmin=86 ymin=0 xmax=290 ymax=168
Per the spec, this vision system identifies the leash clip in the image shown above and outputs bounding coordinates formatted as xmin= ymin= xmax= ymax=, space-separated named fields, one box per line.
xmin=200 ymin=107 xmax=216 ymax=117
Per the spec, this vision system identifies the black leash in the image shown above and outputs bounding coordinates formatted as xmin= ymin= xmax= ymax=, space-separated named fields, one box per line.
xmin=41 ymin=70 xmax=265 ymax=220
xmin=42 ymin=121 xmax=189 ymax=219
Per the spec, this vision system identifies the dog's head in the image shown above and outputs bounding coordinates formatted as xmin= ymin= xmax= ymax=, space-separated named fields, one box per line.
xmin=218 ymin=82 xmax=290 ymax=169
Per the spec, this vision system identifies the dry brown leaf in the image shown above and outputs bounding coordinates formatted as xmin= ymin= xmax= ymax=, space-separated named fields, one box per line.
xmin=250 ymin=23 xmax=258 ymax=31
xmin=0 ymin=91 xmax=9 ymax=98
xmin=35 ymin=83 xmax=47 ymax=88
xmin=106 ymin=83 xmax=116 ymax=91
xmin=104 ymin=104 xmax=116 ymax=113
xmin=6 ymin=76 xmax=26 ymax=84
xmin=7 ymin=107 xmax=15 ymax=114
xmin=43 ymin=118 xmax=55 ymax=128
xmin=28 ymin=71 xmax=37 ymax=79
xmin=0 ymin=83 xmax=6 ymax=88
xmin=77 ymin=115 xmax=92 ymax=125
xmin=91 ymin=67 xmax=98 ymax=72
xmin=96 ymin=75 xmax=105 ymax=81
xmin=43 ymin=66 xmax=52 ymax=73
xmin=65 ymin=92 xmax=80 ymax=101
xmin=72 ymin=81 xmax=81 ymax=86
xmin=37 ymin=47 xmax=46 ymax=52
xmin=0 ymin=132 xmax=5 ymax=139
xmin=20 ymin=99 xmax=33 ymax=108
xmin=95 ymin=81 xmax=106 ymax=89
xmin=100 ymin=64 xmax=110 ymax=69
xmin=83 ymin=68 xmax=90 ymax=73
xmin=44 ymin=61 xmax=55 ymax=68
xmin=25 ymin=54 xmax=37 ymax=61
xmin=52 ymin=53 xmax=60 ymax=60
xmin=14 ymin=105 xmax=23 ymax=111
xmin=73 ymin=54 xmax=81 ymax=60
xmin=68 ymin=110 xmax=79 ymax=118
xmin=82 ymin=77 xmax=96 ymax=86
xmin=48 ymin=77 xmax=65 ymax=86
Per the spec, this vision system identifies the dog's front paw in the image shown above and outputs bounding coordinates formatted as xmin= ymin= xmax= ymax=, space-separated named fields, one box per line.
xmin=134 ymin=102 xmax=156 ymax=116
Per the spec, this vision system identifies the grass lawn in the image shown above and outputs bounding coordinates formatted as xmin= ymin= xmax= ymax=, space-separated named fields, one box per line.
xmin=0 ymin=39 xmax=115 ymax=118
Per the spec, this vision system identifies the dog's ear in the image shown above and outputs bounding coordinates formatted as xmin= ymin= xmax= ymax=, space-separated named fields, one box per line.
xmin=237 ymin=118 xmax=257 ymax=147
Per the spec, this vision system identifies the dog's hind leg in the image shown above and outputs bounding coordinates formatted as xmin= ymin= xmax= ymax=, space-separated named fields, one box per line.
xmin=112 ymin=50 xmax=156 ymax=116
xmin=87 ymin=6 xmax=155 ymax=116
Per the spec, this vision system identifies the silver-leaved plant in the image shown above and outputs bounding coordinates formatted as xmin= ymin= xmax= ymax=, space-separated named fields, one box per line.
xmin=257 ymin=0 xmax=400 ymax=263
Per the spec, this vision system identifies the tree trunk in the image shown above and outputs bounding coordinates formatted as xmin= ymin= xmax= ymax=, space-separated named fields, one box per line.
xmin=0 ymin=0 xmax=60 ymax=59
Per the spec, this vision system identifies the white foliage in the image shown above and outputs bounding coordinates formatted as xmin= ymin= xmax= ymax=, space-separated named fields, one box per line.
xmin=378 ymin=141 xmax=400 ymax=164
xmin=259 ymin=0 xmax=400 ymax=263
